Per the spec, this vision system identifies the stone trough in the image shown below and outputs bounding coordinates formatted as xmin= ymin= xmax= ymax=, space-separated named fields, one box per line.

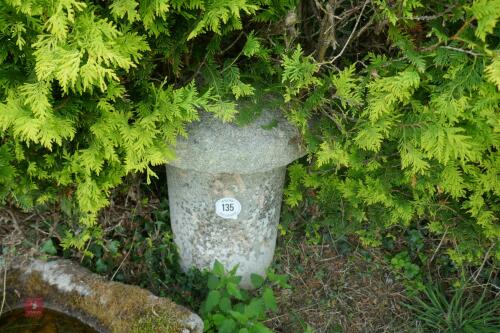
xmin=0 ymin=258 xmax=203 ymax=333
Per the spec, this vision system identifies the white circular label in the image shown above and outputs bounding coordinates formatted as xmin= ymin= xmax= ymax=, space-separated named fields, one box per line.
xmin=215 ymin=198 xmax=241 ymax=219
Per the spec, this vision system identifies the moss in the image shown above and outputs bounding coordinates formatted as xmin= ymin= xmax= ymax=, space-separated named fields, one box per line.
xmin=4 ymin=261 xmax=193 ymax=333
xmin=129 ymin=310 xmax=182 ymax=333
xmin=73 ymin=279 xmax=184 ymax=333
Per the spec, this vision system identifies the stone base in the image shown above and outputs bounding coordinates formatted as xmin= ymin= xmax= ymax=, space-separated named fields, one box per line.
xmin=167 ymin=165 xmax=285 ymax=288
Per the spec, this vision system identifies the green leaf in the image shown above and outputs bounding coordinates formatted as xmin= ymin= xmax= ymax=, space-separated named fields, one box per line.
xmin=218 ymin=318 xmax=237 ymax=333
xmin=316 ymin=141 xmax=350 ymax=168
xmin=245 ymin=299 xmax=264 ymax=318
xmin=207 ymin=274 xmax=220 ymax=290
xmin=95 ymin=258 xmax=108 ymax=273
xmin=250 ymin=273 xmax=265 ymax=288
xmin=262 ymin=288 xmax=277 ymax=311
xmin=212 ymin=313 xmax=226 ymax=326
xmin=267 ymin=271 xmax=291 ymax=289
xmin=204 ymin=100 xmax=238 ymax=123
xmin=213 ymin=260 xmax=226 ymax=276
xmin=331 ymin=64 xmax=362 ymax=107
xmin=107 ymin=240 xmax=120 ymax=255
xmin=219 ymin=296 xmax=232 ymax=313
xmin=110 ymin=0 xmax=139 ymax=23
xmin=485 ymin=55 xmax=500 ymax=90
xmin=250 ymin=322 xmax=273 ymax=333
xmin=471 ymin=0 xmax=500 ymax=41
xmin=205 ymin=290 xmax=221 ymax=312
xmin=41 ymin=239 xmax=57 ymax=255
xmin=227 ymin=282 xmax=244 ymax=300
xmin=230 ymin=310 xmax=249 ymax=324
xmin=365 ymin=69 xmax=420 ymax=123
xmin=281 ymin=45 xmax=321 ymax=101
xmin=187 ymin=1 xmax=259 ymax=40
xmin=243 ymin=32 xmax=261 ymax=57
xmin=231 ymin=81 xmax=255 ymax=99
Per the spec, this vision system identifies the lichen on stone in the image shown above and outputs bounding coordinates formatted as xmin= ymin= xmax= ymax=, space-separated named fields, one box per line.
xmin=2 ymin=259 xmax=203 ymax=333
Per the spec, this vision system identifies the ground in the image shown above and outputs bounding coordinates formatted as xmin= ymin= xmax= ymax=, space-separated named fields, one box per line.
xmin=269 ymin=238 xmax=413 ymax=332
xmin=0 ymin=194 xmax=417 ymax=333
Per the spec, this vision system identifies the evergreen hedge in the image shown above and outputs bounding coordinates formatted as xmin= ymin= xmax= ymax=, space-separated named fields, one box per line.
xmin=0 ymin=0 xmax=498 ymax=267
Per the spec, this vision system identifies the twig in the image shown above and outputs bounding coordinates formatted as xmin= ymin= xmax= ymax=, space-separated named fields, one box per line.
xmin=411 ymin=6 xmax=455 ymax=21
xmin=324 ymin=0 xmax=369 ymax=65
xmin=264 ymin=303 xmax=319 ymax=322
xmin=0 ymin=264 xmax=6 ymax=316
xmin=355 ymin=11 xmax=375 ymax=40
xmin=4 ymin=209 xmax=24 ymax=237
xmin=316 ymin=0 xmax=337 ymax=61
xmin=111 ymin=233 xmax=136 ymax=281
xmin=453 ymin=16 xmax=475 ymax=40
xmin=472 ymin=243 xmax=494 ymax=282
xmin=319 ymin=255 xmax=340 ymax=262
xmin=320 ymin=108 xmax=343 ymax=132
xmin=439 ymin=45 xmax=484 ymax=57
xmin=419 ymin=16 xmax=476 ymax=53
xmin=219 ymin=31 xmax=245 ymax=56
xmin=429 ymin=225 xmax=449 ymax=264
xmin=80 ymin=238 xmax=93 ymax=263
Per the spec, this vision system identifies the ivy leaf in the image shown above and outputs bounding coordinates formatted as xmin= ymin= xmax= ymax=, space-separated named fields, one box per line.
xmin=107 ymin=240 xmax=120 ymax=255
xmin=95 ymin=258 xmax=108 ymax=273
xmin=41 ymin=239 xmax=57 ymax=255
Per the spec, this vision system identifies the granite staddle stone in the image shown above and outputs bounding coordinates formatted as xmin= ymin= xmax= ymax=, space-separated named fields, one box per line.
xmin=166 ymin=107 xmax=304 ymax=288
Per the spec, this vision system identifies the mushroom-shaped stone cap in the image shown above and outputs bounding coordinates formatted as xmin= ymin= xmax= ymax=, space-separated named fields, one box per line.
xmin=168 ymin=108 xmax=305 ymax=174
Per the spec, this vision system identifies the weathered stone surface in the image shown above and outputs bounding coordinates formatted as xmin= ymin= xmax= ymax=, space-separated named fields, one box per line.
xmin=169 ymin=108 xmax=304 ymax=174
xmin=1 ymin=258 xmax=203 ymax=333
xmin=166 ymin=108 xmax=304 ymax=288
xmin=167 ymin=166 xmax=285 ymax=288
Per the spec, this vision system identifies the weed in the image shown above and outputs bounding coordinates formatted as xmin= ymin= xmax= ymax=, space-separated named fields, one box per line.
xmin=405 ymin=283 xmax=500 ymax=332
xmin=201 ymin=261 xmax=289 ymax=333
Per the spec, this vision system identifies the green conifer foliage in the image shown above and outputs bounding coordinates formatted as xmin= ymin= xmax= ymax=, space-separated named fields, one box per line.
xmin=282 ymin=0 xmax=499 ymax=266
xmin=0 ymin=0 xmax=498 ymax=269
xmin=0 ymin=0 xmax=255 ymax=245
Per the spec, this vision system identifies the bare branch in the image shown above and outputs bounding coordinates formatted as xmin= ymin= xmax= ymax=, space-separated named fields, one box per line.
xmin=440 ymin=45 xmax=484 ymax=57
xmin=317 ymin=0 xmax=337 ymax=61
xmin=326 ymin=0 xmax=369 ymax=65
